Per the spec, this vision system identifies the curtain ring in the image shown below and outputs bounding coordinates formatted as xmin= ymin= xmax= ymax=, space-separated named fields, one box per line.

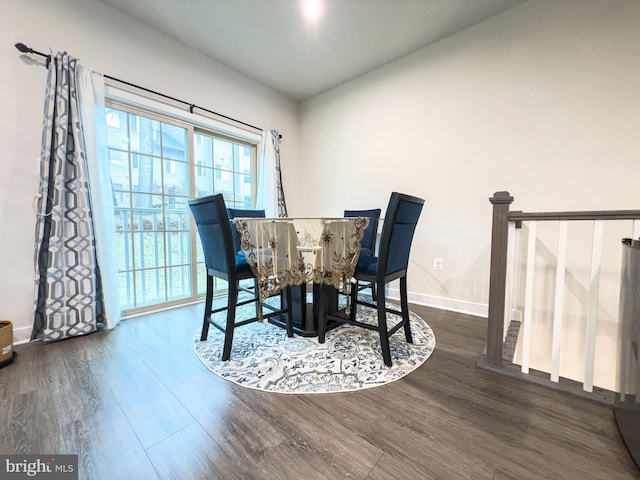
xmin=33 ymin=193 xmax=53 ymax=217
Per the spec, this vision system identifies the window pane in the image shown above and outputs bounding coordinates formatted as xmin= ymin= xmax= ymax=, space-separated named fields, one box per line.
xmin=195 ymin=236 xmax=204 ymax=264
xmin=235 ymin=144 xmax=252 ymax=174
xmin=195 ymin=167 xmax=213 ymax=198
xmin=131 ymin=156 xmax=162 ymax=193
xmin=215 ymin=278 xmax=228 ymax=293
xmin=106 ymin=108 xmax=129 ymax=149
xmin=166 ymin=210 xmax=189 ymax=231
xmin=135 ymin=269 xmax=167 ymax=307
xmin=109 ymin=149 xmax=129 ymax=192
xmin=134 ymin=231 xmax=165 ymax=269
xmin=167 ymin=265 xmax=192 ymax=300
xmin=214 ymin=138 xmax=233 ymax=170
xmin=130 ymin=114 xmax=161 ymax=156
xmin=115 ymin=231 xmax=133 ymax=272
xmin=164 ymin=159 xmax=189 ymax=196
xmin=114 ymin=198 xmax=132 ymax=232
xmin=215 ymin=169 xmax=234 ymax=198
xmin=196 ymin=263 xmax=206 ymax=296
xmin=118 ymin=271 xmax=134 ymax=310
xmin=108 ymin=148 xmax=127 ymax=167
xmin=235 ymin=174 xmax=252 ymax=207
xmin=130 ymin=194 xmax=164 ymax=230
xmin=194 ymin=133 xmax=213 ymax=168
xmin=167 ymin=195 xmax=189 ymax=211
xmin=165 ymin=231 xmax=190 ymax=268
xmin=162 ymin=123 xmax=188 ymax=160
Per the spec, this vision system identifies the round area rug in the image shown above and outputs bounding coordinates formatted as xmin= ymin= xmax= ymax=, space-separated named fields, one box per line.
xmin=193 ymin=300 xmax=436 ymax=394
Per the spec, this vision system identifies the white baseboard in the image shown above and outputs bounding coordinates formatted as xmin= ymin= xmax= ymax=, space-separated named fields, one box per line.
xmin=13 ymin=326 xmax=33 ymax=346
xmin=11 ymin=291 xmax=486 ymax=346
xmin=386 ymin=287 xmax=488 ymax=318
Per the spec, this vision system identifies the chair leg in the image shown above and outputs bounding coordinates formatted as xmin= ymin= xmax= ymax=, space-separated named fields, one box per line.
xmin=370 ymin=282 xmax=377 ymax=302
xmin=222 ymin=281 xmax=239 ymax=361
xmin=349 ymin=280 xmax=358 ymax=322
xmin=200 ymin=274 xmax=214 ymax=341
xmin=253 ymin=278 xmax=260 ymax=319
xmin=376 ymin=281 xmax=392 ymax=367
xmin=400 ymin=275 xmax=413 ymax=343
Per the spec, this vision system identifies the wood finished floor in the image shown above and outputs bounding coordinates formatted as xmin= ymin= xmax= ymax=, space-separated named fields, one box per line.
xmin=1 ymin=303 xmax=638 ymax=480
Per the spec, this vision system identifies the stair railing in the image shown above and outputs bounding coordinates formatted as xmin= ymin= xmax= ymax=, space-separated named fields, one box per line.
xmin=481 ymin=191 xmax=640 ymax=400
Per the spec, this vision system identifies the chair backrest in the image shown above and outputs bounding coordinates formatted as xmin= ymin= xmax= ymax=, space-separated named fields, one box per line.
xmin=189 ymin=194 xmax=235 ymax=274
xmin=228 ymin=208 xmax=266 ymax=252
xmin=344 ymin=208 xmax=381 ymax=256
xmin=377 ymin=192 xmax=425 ymax=277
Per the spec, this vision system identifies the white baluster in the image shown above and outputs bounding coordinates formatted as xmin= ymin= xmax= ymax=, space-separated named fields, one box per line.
xmin=521 ymin=222 xmax=537 ymax=374
xmin=633 ymin=219 xmax=640 ymax=239
xmin=551 ymin=221 xmax=568 ymax=383
xmin=583 ymin=220 xmax=603 ymax=392
xmin=504 ymin=222 xmax=517 ymax=341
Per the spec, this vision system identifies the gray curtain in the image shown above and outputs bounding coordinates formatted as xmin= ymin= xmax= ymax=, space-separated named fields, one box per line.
xmin=272 ymin=130 xmax=288 ymax=218
xmin=32 ymin=52 xmax=105 ymax=341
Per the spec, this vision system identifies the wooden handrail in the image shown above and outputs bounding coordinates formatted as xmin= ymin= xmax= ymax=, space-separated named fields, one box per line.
xmin=510 ymin=210 xmax=640 ymax=222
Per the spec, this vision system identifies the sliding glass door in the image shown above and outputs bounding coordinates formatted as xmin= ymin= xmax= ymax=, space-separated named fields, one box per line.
xmin=105 ymin=102 xmax=257 ymax=314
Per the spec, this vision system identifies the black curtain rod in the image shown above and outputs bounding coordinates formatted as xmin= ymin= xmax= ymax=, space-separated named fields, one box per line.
xmin=15 ymin=42 xmax=279 ymax=137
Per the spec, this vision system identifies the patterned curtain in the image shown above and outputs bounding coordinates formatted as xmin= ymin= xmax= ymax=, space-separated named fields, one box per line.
xmin=271 ymin=130 xmax=288 ymax=218
xmin=32 ymin=52 xmax=105 ymax=341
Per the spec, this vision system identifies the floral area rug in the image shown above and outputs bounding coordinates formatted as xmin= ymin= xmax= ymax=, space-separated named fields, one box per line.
xmin=193 ymin=299 xmax=436 ymax=394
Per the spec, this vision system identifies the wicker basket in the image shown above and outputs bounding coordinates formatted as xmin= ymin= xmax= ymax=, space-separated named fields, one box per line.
xmin=0 ymin=320 xmax=13 ymax=364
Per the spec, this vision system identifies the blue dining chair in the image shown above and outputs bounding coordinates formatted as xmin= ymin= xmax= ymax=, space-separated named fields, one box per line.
xmin=227 ymin=208 xmax=266 ymax=254
xmin=189 ymin=194 xmax=292 ymax=361
xmin=344 ymin=208 xmax=381 ymax=257
xmin=320 ymin=192 xmax=424 ymax=367
xmin=344 ymin=208 xmax=381 ymax=300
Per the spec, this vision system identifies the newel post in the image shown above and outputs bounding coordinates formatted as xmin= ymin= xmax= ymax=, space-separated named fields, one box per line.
xmin=487 ymin=191 xmax=514 ymax=366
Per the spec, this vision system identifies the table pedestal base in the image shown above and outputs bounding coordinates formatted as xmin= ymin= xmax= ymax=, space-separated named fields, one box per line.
xmin=270 ymin=284 xmax=339 ymax=337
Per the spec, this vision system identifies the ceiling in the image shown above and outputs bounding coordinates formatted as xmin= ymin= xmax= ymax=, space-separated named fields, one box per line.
xmin=100 ymin=0 xmax=526 ymax=101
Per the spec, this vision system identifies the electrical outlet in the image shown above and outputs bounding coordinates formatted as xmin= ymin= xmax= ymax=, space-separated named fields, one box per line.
xmin=433 ymin=258 xmax=444 ymax=271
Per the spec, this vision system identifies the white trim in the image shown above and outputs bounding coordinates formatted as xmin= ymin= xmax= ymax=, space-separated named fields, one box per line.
xmin=122 ymin=298 xmax=204 ymax=320
xmin=13 ymin=326 xmax=33 ymax=346
xmin=16 ymin=291 xmax=487 ymax=345
xmin=386 ymin=288 xmax=488 ymax=318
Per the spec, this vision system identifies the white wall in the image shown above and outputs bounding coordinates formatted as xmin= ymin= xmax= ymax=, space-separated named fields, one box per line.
xmin=0 ymin=0 xmax=299 ymax=343
xmin=297 ymin=0 xmax=640 ymax=389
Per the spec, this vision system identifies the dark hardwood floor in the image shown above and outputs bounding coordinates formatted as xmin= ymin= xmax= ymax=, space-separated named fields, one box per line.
xmin=1 ymin=303 xmax=638 ymax=480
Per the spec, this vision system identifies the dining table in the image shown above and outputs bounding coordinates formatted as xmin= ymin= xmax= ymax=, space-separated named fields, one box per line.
xmin=232 ymin=216 xmax=370 ymax=336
